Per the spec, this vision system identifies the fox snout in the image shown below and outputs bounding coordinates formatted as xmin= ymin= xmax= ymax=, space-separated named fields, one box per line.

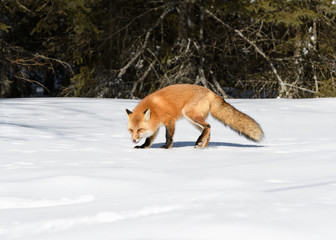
xmin=130 ymin=130 xmax=154 ymax=145
xmin=131 ymin=133 xmax=143 ymax=144
xmin=130 ymin=134 xmax=139 ymax=143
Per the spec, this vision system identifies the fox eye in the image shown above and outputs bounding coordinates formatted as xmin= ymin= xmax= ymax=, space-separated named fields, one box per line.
xmin=129 ymin=129 xmax=134 ymax=133
xmin=137 ymin=128 xmax=144 ymax=133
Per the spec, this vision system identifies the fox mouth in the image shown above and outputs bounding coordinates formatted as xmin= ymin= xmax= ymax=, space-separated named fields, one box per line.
xmin=132 ymin=131 xmax=152 ymax=144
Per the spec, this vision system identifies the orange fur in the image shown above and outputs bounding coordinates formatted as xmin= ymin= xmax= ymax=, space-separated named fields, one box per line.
xmin=126 ymin=84 xmax=263 ymax=149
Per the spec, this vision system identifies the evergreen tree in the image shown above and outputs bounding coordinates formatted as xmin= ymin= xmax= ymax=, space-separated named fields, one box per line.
xmin=1 ymin=0 xmax=335 ymax=98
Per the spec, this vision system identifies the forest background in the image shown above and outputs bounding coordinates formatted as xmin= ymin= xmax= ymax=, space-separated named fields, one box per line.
xmin=1 ymin=0 xmax=336 ymax=99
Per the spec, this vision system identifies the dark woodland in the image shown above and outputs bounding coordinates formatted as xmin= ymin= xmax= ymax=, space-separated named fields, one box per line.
xmin=1 ymin=0 xmax=336 ymax=98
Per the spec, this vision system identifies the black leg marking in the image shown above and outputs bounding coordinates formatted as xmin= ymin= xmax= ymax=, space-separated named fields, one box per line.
xmin=161 ymin=123 xmax=175 ymax=149
xmin=195 ymin=124 xmax=211 ymax=148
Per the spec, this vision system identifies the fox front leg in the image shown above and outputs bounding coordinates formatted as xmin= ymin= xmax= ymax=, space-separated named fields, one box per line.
xmin=161 ymin=122 xmax=175 ymax=149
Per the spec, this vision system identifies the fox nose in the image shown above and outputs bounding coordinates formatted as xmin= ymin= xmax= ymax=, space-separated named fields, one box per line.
xmin=132 ymin=139 xmax=137 ymax=143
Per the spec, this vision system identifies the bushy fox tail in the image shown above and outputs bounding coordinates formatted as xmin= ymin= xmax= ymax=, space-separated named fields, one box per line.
xmin=210 ymin=95 xmax=264 ymax=142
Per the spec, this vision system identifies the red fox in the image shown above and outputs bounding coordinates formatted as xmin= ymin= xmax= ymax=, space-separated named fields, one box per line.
xmin=126 ymin=84 xmax=263 ymax=149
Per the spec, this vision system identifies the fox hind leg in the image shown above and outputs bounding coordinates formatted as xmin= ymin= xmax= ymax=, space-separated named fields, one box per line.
xmin=183 ymin=110 xmax=211 ymax=148
xmin=194 ymin=120 xmax=211 ymax=148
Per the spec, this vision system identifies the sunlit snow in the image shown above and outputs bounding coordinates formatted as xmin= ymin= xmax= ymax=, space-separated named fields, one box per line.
xmin=1 ymin=98 xmax=336 ymax=240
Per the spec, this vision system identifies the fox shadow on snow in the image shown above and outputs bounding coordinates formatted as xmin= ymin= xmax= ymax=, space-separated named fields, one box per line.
xmin=151 ymin=141 xmax=264 ymax=149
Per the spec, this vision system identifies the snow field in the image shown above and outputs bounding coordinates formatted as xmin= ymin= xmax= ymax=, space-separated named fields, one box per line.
xmin=0 ymin=98 xmax=336 ymax=240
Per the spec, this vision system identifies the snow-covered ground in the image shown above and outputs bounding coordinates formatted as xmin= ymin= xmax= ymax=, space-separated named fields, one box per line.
xmin=1 ymin=97 xmax=336 ymax=240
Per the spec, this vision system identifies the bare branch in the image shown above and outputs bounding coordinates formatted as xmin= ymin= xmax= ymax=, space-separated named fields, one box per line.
xmin=203 ymin=7 xmax=289 ymax=97
xmin=118 ymin=5 xmax=175 ymax=79
xmin=16 ymin=72 xmax=51 ymax=94
xmin=131 ymin=60 xmax=154 ymax=98
xmin=211 ymin=73 xmax=230 ymax=98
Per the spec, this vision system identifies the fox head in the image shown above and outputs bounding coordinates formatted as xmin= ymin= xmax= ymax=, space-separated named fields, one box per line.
xmin=126 ymin=108 xmax=154 ymax=144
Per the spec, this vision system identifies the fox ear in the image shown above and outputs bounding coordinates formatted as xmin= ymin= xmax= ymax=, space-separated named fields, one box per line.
xmin=143 ymin=108 xmax=150 ymax=122
xmin=126 ymin=109 xmax=132 ymax=115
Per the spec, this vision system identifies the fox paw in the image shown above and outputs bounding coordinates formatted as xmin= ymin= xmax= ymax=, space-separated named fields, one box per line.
xmin=160 ymin=144 xmax=173 ymax=149
xmin=134 ymin=145 xmax=149 ymax=149
xmin=195 ymin=137 xmax=210 ymax=149
xmin=195 ymin=142 xmax=206 ymax=149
